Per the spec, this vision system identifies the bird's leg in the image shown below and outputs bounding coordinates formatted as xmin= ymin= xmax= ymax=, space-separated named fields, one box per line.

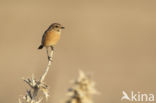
xmin=46 ymin=47 xmax=52 ymax=61
xmin=49 ymin=46 xmax=54 ymax=61
xmin=50 ymin=46 xmax=54 ymax=51
xmin=47 ymin=46 xmax=54 ymax=61
xmin=46 ymin=47 xmax=49 ymax=60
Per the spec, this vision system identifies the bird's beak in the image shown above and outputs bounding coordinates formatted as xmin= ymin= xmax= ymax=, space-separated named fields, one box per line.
xmin=61 ymin=26 xmax=65 ymax=29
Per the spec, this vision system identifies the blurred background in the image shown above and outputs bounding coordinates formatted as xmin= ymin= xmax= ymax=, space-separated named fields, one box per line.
xmin=0 ymin=0 xmax=156 ymax=103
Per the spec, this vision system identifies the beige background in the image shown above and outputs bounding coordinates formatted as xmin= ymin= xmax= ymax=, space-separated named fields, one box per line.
xmin=0 ymin=0 xmax=156 ymax=103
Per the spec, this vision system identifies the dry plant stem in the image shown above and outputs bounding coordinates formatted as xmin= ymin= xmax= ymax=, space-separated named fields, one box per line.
xmin=40 ymin=49 xmax=54 ymax=82
xmin=65 ymin=71 xmax=98 ymax=103
xmin=20 ymin=49 xmax=54 ymax=103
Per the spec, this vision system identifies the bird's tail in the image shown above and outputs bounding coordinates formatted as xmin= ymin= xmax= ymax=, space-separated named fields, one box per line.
xmin=38 ymin=45 xmax=44 ymax=49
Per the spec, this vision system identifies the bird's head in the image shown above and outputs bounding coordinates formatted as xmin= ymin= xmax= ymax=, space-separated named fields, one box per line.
xmin=48 ymin=23 xmax=64 ymax=32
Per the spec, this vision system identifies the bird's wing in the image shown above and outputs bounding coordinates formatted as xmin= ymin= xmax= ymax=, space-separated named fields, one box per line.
xmin=41 ymin=31 xmax=47 ymax=45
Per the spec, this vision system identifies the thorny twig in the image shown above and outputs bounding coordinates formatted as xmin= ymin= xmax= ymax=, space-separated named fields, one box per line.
xmin=19 ymin=49 xmax=54 ymax=103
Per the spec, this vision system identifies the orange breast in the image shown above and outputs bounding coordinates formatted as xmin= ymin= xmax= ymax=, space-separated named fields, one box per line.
xmin=44 ymin=31 xmax=60 ymax=46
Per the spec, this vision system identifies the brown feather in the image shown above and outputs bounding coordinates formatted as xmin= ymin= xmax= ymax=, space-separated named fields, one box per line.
xmin=44 ymin=30 xmax=60 ymax=46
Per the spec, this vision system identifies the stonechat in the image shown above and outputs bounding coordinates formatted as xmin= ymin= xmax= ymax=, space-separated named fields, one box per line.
xmin=38 ymin=23 xmax=64 ymax=60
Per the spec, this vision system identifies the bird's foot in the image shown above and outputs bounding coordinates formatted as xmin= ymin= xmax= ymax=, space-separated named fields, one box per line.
xmin=48 ymin=56 xmax=52 ymax=61
xmin=51 ymin=46 xmax=54 ymax=51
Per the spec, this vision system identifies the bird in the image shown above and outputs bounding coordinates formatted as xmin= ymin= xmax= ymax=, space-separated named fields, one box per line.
xmin=38 ymin=23 xmax=64 ymax=60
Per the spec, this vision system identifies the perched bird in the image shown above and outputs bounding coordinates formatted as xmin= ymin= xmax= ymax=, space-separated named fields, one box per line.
xmin=38 ymin=23 xmax=64 ymax=60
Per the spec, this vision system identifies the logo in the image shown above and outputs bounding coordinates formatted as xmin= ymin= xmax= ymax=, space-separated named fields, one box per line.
xmin=121 ymin=91 xmax=154 ymax=102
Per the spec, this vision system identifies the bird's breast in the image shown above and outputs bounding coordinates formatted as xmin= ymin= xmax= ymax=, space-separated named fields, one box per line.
xmin=44 ymin=31 xmax=61 ymax=46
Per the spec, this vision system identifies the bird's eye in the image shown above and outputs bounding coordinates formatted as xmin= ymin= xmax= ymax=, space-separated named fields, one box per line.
xmin=55 ymin=26 xmax=59 ymax=28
